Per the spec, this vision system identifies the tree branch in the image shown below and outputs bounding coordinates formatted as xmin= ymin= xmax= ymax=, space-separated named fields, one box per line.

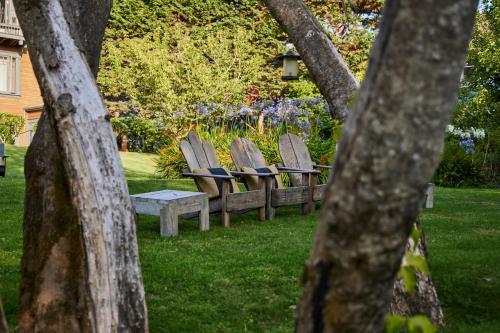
xmin=264 ymin=0 xmax=359 ymax=121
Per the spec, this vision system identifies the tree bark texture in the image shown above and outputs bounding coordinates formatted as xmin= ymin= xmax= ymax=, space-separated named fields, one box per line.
xmin=390 ymin=221 xmax=444 ymax=326
xmin=295 ymin=0 xmax=478 ymax=332
xmin=264 ymin=0 xmax=359 ymax=122
xmin=14 ymin=0 xmax=148 ymax=331
xmin=0 ymin=297 xmax=7 ymax=333
xmin=266 ymin=0 xmax=443 ymax=324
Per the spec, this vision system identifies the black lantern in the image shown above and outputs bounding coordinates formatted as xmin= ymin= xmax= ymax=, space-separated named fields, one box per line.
xmin=460 ymin=64 xmax=473 ymax=82
xmin=279 ymin=50 xmax=301 ymax=80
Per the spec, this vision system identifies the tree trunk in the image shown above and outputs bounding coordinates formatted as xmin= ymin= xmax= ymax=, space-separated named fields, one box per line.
xmin=0 ymin=297 xmax=7 ymax=333
xmin=14 ymin=0 xmax=148 ymax=331
xmin=390 ymin=221 xmax=444 ymax=326
xmin=294 ymin=0 xmax=478 ymax=332
xmin=266 ymin=0 xmax=446 ymax=326
xmin=264 ymin=0 xmax=359 ymax=121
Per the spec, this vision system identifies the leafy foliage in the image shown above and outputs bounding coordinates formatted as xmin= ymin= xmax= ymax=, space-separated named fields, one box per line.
xmin=111 ymin=117 xmax=169 ymax=152
xmin=0 ymin=114 xmax=25 ymax=144
xmin=156 ymin=98 xmax=338 ymax=179
xmin=385 ymin=315 xmax=437 ymax=333
xmin=99 ymin=0 xmax=377 ymax=118
xmin=449 ymin=0 xmax=500 ymax=186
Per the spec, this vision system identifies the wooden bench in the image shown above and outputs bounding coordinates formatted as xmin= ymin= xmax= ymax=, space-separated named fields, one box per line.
xmin=131 ymin=190 xmax=209 ymax=237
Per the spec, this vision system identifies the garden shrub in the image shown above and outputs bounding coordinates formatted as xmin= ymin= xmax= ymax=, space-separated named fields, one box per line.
xmin=433 ymin=126 xmax=499 ymax=187
xmin=0 ymin=114 xmax=25 ymax=144
xmin=156 ymin=98 xmax=338 ymax=180
xmin=111 ymin=117 xmax=168 ymax=152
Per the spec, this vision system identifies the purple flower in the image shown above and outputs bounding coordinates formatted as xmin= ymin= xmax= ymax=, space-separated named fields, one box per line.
xmin=459 ymin=139 xmax=475 ymax=155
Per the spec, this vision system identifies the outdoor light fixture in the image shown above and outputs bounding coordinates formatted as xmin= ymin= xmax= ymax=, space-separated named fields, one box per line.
xmin=279 ymin=50 xmax=301 ymax=81
xmin=460 ymin=64 xmax=474 ymax=82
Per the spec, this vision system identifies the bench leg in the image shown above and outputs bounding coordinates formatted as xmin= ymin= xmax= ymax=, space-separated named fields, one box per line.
xmin=199 ymin=198 xmax=210 ymax=231
xmin=160 ymin=203 xmax=178 ymax=237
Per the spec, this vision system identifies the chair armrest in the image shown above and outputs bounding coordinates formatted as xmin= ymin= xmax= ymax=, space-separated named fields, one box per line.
xmin=230 ymin=171 xmax=278 ymax=177
xmin=276 ymin=166 xmax=320 ymax=174
xmin=313 ymin=164 xmax=333 ymax=170
xmin=182 ymin=172 xmax=235 ymax=180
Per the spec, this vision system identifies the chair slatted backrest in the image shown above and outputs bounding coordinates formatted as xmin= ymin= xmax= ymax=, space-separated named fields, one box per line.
xmin=279 ymin=133 xmax=314 ymax=187
xmin=230 ymin=138 xmax=267 ymax=171
xmin=180 ymin=132 xmax=220 ymax=172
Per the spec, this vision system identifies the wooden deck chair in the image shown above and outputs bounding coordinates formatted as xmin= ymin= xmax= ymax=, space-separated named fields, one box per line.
xmin=180 ymin=132 xmax=270 ymax=227
xmin=230 ymin=137 xmax=320 ymax=220
xmin=278 ymin=134 xmax=436 ymax=208
xmin=0 ymin=144 xmax=8 ymax=177
xmin=278 ymin=133 xmax=332 ymax=202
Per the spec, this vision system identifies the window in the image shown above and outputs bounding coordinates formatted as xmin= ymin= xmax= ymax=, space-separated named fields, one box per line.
xmin=0 ymin=52 xmax=19 ymax=95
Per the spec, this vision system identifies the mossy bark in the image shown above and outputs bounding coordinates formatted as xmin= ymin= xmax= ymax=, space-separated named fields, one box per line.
xmin=390 ymin=221 xmax=444 ymax=326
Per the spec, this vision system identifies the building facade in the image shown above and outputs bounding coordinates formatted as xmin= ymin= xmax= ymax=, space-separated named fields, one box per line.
xmin=1 ymin=0 xmax=42 ymax=146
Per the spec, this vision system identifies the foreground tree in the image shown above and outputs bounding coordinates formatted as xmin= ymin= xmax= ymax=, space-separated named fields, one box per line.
xmin=265 ymin=0 xmax=447 ymax=325
xmin=286 ymin=0 xmax=478 ymax=331
xmin=13 ymin=0 xmax=147 ymax=331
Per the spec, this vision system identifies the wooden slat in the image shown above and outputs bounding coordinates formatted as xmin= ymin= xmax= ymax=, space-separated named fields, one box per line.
xmin=230 ymin=138 xmax=252 ymax=171
xmin=188 ymin=132 xmax=210 ymax=168
xmin=279 ymin=134 xmax=301 ymax=186
xmin=202 ymin=140 xmax=220 ymax=168
xmin=226 ymin=190 xmax=266 ymax=212
xmin=279 ymin=133 xmax=315 ymax=187
xmin=271 ymin=186 xmax=311 ymax=206
xmin=180 ymin=140 xmax=200 ymax=171
xmin=242 ymin=138 xmax=267 ymax=168
xmin=289 ymin=134 xmax=314 ymax=170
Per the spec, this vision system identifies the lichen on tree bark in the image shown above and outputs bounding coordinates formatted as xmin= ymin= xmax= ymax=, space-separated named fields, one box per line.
xmin=13 ymin=0 xmax=148 ymax=331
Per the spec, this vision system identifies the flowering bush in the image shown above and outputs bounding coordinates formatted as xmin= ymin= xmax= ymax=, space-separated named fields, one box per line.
xmin=434 ymin=125 xmax=498 ymax=187
xmin=156 ymin=97 xmax=338 ymax=179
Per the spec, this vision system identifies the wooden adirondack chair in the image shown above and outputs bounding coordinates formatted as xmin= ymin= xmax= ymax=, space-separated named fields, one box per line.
xmin=180 ymin=132 xmax=271 ymax=227
xmin=0 ymin=144 xmax=7 ymax=177
xmin=230 ymin=137 xmax=320 ymax=220
xmin=278 ymin=133 xmax=332 ymax=202
xmin=278 ymin=133 xmax=436 ymax=208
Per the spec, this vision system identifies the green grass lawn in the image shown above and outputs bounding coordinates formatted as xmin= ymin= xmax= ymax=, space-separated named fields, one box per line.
xmin=1 ymin=145 xmax=499 ymax=332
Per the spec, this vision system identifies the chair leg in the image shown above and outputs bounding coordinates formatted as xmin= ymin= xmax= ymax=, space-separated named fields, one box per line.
xmin=301 ymin=173 xmax=311 ymax=214
xmin=265 ymin=176 xmax=275 ymax=220
xmin=307 ymin=174 xmax=317 ymax=213
xmin=221 ymin=181 xmax=230 ymax=227
xmin=257 ymin=177 xmax=265 ymax=221
xmin=425 ymin=183 xmax=435 ymax=208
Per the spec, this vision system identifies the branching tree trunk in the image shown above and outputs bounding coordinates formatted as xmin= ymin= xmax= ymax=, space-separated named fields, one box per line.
xmin=290 ymin=0 xmax=478 ymax=332
xmin=14 ymin=0 xmax=148 ymax=331
xmin=265 ymin=0 xmax=448 ymax=326
xmin=264 ymin=0 xmax=359 ymax=121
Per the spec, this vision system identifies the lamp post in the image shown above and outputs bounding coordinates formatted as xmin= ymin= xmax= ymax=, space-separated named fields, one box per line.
xmin=279 ymin=50 xmax=301 ymax=80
